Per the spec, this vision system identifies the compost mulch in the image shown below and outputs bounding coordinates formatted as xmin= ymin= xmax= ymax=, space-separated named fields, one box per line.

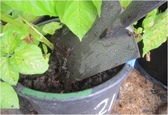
xmin=111 ymin=69 xmax=167 ymax=114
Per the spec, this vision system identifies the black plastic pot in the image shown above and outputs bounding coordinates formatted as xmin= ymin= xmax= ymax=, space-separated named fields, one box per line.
xmin=135 ymin=41 xmax=167 ymax=90
xmin=15 ymin=60 xmax=135 ymax=114
xmin=14 ymin=11 xmax=137 ymax=114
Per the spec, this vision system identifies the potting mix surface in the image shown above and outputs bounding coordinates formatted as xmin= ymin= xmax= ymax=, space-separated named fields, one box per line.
xmin=1 ymin=69 xmax=167 ymax=114
xmin=18 ymin=32 xmax=123 ymax=93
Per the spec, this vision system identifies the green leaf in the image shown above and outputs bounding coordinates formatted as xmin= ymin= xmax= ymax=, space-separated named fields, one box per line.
xmin=0 ymin=25 xmax=4 ymax=34
xmin=2 ymin=1 xmax=58 ymax=16
xmin=0 ymin=57 xmax=19 ymax=85
xmin=134 ymin=27 xmax=143 ymax=34
xmin=11 ymin=9 xmax=40 ymax=23
xmin=142 ymin=9 xmax=168 ymax=57
xmin=57 ymin=1 xmax=97 ymax=41
xmin=56 ymin=1 xmax=68 ymax=21
xmin=0 ymin=28 xmax=21 ymax=54
xmin=0 ymin=82 xmax=19 ymax=109
xmin=1 ymin=2 xmax=14 ymax=15
xmin=133 ymin=21 xmax=138 ymax=25
xmin=142 ymin=9 xmax=158 ymax=29
xmin=119 ymin=0 xmax=132 ymax=9
xmin=10 ymin=44 xmax=49 ymax=74
xmin=142 ymin=16 xmax=155 ymax=28
xmin=44 ymin=53 xmax=50 ymax=63
xmin=136 ymin=37 xmax=143 ymax=43
xmin=42 ymin=44 xmax=48 ymax=54
xmin=1 ymin=50 xmax=5 ymax=57
xmin=3 ymin=18 xmax=29 ymax=39
xmin=92 ymin=0 xmax=102 ymax=17
xmin=146 ymin=8 xmax=158 ymax=19
xmin=42 ymin=22 xmax=62 ymax=35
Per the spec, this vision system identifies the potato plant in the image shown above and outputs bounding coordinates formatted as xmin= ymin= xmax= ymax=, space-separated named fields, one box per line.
xmin=119 ymin=0 xmax=168 ymax=58
xmin=0 ymin=0 xmax=102 ymax=108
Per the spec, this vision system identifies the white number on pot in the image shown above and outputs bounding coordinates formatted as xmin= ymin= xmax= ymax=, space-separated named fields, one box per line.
xmin=94 ymin=93 xmax=116 ymax=115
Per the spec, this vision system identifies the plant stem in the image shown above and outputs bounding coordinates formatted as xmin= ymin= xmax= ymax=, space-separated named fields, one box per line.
xmin=1 ymin=14 xmax=54 ymax=50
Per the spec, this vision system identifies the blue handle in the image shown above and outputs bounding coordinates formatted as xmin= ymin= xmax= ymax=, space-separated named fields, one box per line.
xmin=126 ymin=59 xmax=136 ymax=68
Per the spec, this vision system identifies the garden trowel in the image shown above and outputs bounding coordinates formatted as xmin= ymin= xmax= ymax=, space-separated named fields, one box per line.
xmin=53 ymin=1 xmax=166 ymax=84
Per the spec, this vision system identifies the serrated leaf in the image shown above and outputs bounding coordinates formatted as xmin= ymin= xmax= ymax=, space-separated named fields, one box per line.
xmin=142 ymin=10 xmax=168 ymax=57
xmin=10 ymin=44 xmax=49 ymax=74
xmin=42 ymin=22 xmax=62 ymax=35
xmin=0 ymin=57 xmax=19 ymax=85
xmin=2 ymin=1 xmax=58 ymax=16
xmin=0 ymin=82 xmax=19 ymax=109
xmin=57 ymin=1 xmax=97 ymax=41
xmin=92 ymin=0 xmax=102 ymax=17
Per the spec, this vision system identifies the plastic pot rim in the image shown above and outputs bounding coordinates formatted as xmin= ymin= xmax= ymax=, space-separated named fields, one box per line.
xmin=135 ymin=61 xmax=167 ymax=90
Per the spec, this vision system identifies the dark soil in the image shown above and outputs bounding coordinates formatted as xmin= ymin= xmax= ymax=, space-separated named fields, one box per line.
xmin=137 ymin=41 xmax=167 ymax=86
xmin=19 ymin=29 xmax=123 ymax=93
xmin=134 ymin=3 xmax=167 ymax=86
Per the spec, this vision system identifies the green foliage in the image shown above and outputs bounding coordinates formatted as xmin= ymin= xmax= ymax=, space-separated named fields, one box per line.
xmin=119 ymin=0 xmax=132 ymax=9
xmin=2 ymin=0 xmax=58 ymax=16
xmin=1 ymin=2 xmax=14 ymax=15
xmin=0 ymin=0 xmax=102 ymax=108
xmin=1 ymin=1 xmax=41 ymax=23
xmin=42 ymin=44 xmax=50 ymax=63
xmin=42 ymin=44 xmax=48 ymax=54
xmin=42 ymin=22 xmax=62 ymax=35
xmin=142 ymin=9 xmax=168 ymax=57
xmin=0 ymin=21 xmax=49 ymax=108
xmin=92 ymin=0 xmax=102 ymax=17
xmin=119 ymin=1 xmax=167 ymax=58
xmin=0 ymin=82 xmax=19 ymax=109
xmin=11 ymin=9 xmax=40 ymax=23
xmin=1 ymin=27 xmax=30 ymax=53
xmin=2 ymin=0 xmax=102 ymax=41
xmin=10 ymin=44 xmax=49 ymax=74
xmin=35 ymin=25 xmax=47 ymax=36
xmin=0 ymin=57 xmax=19 ymax=85
xmin=0 ymin=27 xmax=49 ymax=80
xmin=56 ymin=1 xmax=98 ymax=41
xmin=0 ymin=28 xmax=3 ymax=33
